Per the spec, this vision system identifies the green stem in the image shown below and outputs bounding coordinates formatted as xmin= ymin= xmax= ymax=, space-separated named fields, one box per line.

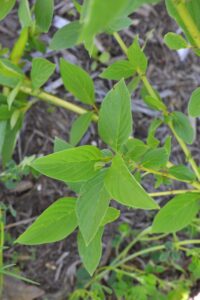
xmin=19 ymin=85 xmax=99 ymax=122
xmin=115 ymin=239 xmax=200 ymax=268
xmin=108 ymin=267 xmax=139 ymax=281
xmin=140 ymin=74 xmax=158 ymax=99
xmin=86 ymin=245 xmax=165 ymax=288
xmin=177 ymin=239 xmax=200 ymax=247
xmin=113 ymin=32 xmax=128 ymax=55
xmin=140 ymin=233 xmax=168 ymax=242
xmin=0 ymin=209 xmax=4 ymax=297
xmin=112 ymin=227 xmax=151 ymax=264
xmin=124 ymin=246 xmax=165 ymax=261
xmin=117 ymin=265 xmax=175 ymax=288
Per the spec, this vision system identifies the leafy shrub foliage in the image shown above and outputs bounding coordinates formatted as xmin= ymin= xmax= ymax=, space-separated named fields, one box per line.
xmin=1 ymin=0 xmax=200 ymax=291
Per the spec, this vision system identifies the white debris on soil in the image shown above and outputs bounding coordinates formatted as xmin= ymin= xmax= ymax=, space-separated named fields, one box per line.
xmin=190 ymin=293 xmax=200 ymax=300
xmin=53 ymin=16 xmax=69 ymax=28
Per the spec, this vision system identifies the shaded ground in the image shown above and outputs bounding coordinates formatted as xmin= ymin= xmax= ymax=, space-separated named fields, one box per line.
xmin=0 ymin=1 xmax=200 ymax=299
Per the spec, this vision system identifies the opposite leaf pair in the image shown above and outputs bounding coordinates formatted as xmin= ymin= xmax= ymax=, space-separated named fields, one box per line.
xmin=16 ymin=196 xmax=119 ymax=275
xmin=16 ymin=80 xmax=160 ymax=275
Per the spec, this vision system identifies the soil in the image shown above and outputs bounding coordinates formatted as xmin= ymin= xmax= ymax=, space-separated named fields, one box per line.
xmin=0 ymin=1 xmax=200 ymax=299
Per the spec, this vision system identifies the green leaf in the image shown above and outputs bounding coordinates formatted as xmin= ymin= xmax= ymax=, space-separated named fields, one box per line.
xmin=10 ymin=109 xmax=21 ymax=129
xmin=152 ymin=193 xmax=200 ymax=233
xmin=147 ymin=119 xmax=162 ymax=148
xmin=80 ymin=0 xmax=159 ymax=52
xmin=35 ymin=0 xmax=54 ymax=33
xmin=29 ymin=35 xmax=46 ymax=53
xmin=0 ymin=93 xmax=7 ymax=104
xmin=0 ymin=105 xmax=13 ymax=120
xmin=0 ymin=0 xmax=16 ymax=21
xmin=108 ymin=16 xmax=132 ymax=33
xmin=2 ymin=114 xmax=24 ymax=166
xmin=164 ymin=32 xmax=188 ymax=50
xmin=50 ymin=21 xmax=82 ymax=50
xmin=53 ymin=137 xmax=72 ymax=153
xmin=105 ymin=155 xmax=159 ymax=209
xmin=98 ymin=52 xmax=110 ymax=64
xmin=127 ymin=37 xmax=148 ymax=74
xmin=188 ymin=87 xmax=200 ymax=117
xmin=31 ymin=58 xmax=55 ymax=89
xmin=16 ymin=197 xmax=77 ymax=245
xmin=141 ymin=148 xmax=168 ymax=169
xmin=98 ymin=80 xmax=132 ymax=151
xmin=164 ymin=136 xmax=172 ymax=159
xmin=0 ymin=121 xmax=7 ymax=156
xmin=113 ymin=0 xmax=161 ymax=31
xmin=168 ymin=165 xmax=196 ymax=181
xmin=127 ymin=76 xmax=140 ymax=94
xmin=80 ymin=0 xmax=130 ymax=52
xmin=76 ymin=170 xmax=110 ymax=245
xmin=154 ymin=174 xmax=171 ymax=189
xmin=18 ymin=0 xmax=32 ymax=28
xmin=124 ymin=138 xmax=149 ymax=162
xmin=100 ymin=60 xmax=135 ymax=80
xmin=7 ymin=81 xmax=22 ymax=109
xmin=122 ymin=0 xmax=160 ymax=16
xmin=78 ymin=228 xmax=103 ymax=276
xmin=60 ymin=58 xmax=95 ymax=105
xmin=32 ymin=145 xmax=103 ymax=183
xmin=0 ymin=59 xmax=24 ymax=88
xmin=101 ymin=207 xmax=120 ymax=226
xmin=168 ymin=286 xmax=190 ymax=300
xmin=171 ymin=111 xmax=195 ymax=145
xmin=10 ymin=27 xmax=28 ymax=64
xmin=143 ymin=95 xmax=167 ymax=112
xmin=67 ymin=182 xmax=84 ymax=194
xmin=72 ymin=0 xmax=82 ymax=13
xmin=189 ymin=256 xmax=200 ymax=280
xmin=70 ymin=112 xmax=93 ymax=146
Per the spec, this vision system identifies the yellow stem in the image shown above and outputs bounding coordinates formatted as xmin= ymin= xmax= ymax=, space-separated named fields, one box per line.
xmin=138 ymin=165 xmax=200 ymax=190
xmin=113 ymin=32 xmax=128 ymax=55
xmin=19 ymin=85 xmax=99 ymax=122
xmin=168 ymin=122 xmax=200 ymax=181
xmin=140 ymin=74 xmax=157 ymax=98
xmin=173 ymin=0 xmax=200 ymax=48
xmin=149 ymin=189 xmax=200 ymax=197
